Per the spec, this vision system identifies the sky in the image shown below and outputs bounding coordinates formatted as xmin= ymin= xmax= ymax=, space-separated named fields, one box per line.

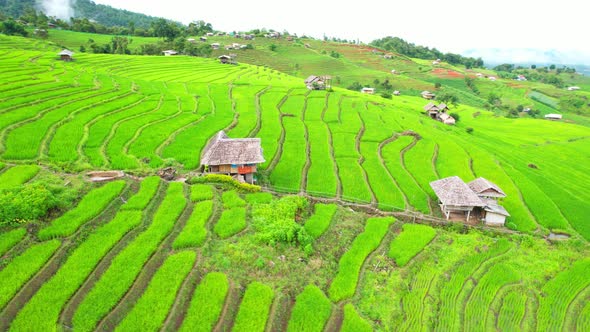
xmin=91 ymin=0 xmax=589 ymax=61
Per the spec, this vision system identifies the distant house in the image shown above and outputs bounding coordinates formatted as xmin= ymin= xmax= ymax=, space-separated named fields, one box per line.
xmin=244 ymin=34 xmax=254 ymax=40
xmin=304 ymin=75 xmax=332 ymax=90
xmin=432 ymin=59 xmax=440 ymax=65
xmin=424 ymin=102 xmax=454 ymax=125
xmin=545 ymin=113 xmax=563 ymax=120
xmin=391 ymin=69 xmax=397 ymax=74
xmin=567 ymin=86 xmax=580 ymax=91
xmin=304 ymin=43 xmax=311 ymax=48
xmin=206 ymin=32 xmax=214 ymax=37
xmin=393 ymin=90 xmax=400 ymax=96
xmin=218 ymin=54 xmax=234 ymax=64
xmin=515 ymin=74 xmax=527 ymax=81
xmin=162 ymin=50 xmax=178 ymax=56
xmin=211 ymin=43 xmax=220 ymax=50
xmin=200 ymin=130 xmax=265 ymax=183
xmin=58 ymin=49 xmax=74 ymax=61
xmin=488 ymin=76 xmax=497 ymax=81
xmin=421 ymin=91 xmax=436 ymax=99
xmin=430 ymin=176 xmax=510 ymax=226
xmin=384 ymin=54 xmax=393 ymax=59
xmin=200 ymin=36 xmax=207 ymax=42
xmin=475 ymin=73 xmax=483 ymax=77
xmin=361 ymin=87 xmax=375 ymax=94
xmin=187 ymin=38 xmax=196 ymax=43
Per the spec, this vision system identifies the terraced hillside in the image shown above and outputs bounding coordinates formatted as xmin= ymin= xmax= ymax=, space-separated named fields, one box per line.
xmin=1 ymin=34 xmax=589 ymax=240
xmin=0 ymin=175 xmax=589 ymax=331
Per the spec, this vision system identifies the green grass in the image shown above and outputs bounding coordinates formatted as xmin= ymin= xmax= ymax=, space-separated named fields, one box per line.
xmin=72 ymin=182 xmax=187 ymax=332
xmin=116 ymin=251 xmax=196 ymax=332
xmin=121 ymin=176 xmax=161 ymax=210
xmin=341 ymin=303 xmax=372 ymax=332
xmin=0 ymin=240 xmax=60 ymax=309
xmin=179 ymin=272 xmax=229 ymax=332
xmin=190 ymin=184 xmax=214 ymax=202
xmin=0 ymin=165 xmax=40 ymax=189
xmin=222 ymin=190 xmax=246 ymax=208
xmin=304 ymin=203 xmax=338 ymax=239
xmin=38 ymin=180 xmax=126 ymax=240
xmin=0 ymin=228 xmax=26 ymax=256
xmin=287 ymin=284 xmax=332 ymax=332
xmin=388 ymin=223 xmax=436 ymax=266
xmin=214 ymin=207 xmax=246 ymax=239
xmin=9 ymin=211 xmax=142 ymax=331
xmin=497 ymin=290 xmax=527 ymax=331
xmin=329 ymin=217 xmax=394 ymax=302
xmin=173 ymin=200 xmax=213 ymax=249
xmin=232 ymin=281 xmax=275 ymax=332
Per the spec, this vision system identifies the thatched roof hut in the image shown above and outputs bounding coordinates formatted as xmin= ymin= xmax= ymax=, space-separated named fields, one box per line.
xmin=200 ymin=131 xmax=265 ymax=166
xmin=430 ymin=176 xmax=484 ymax=208
xmin=58 ymin=49 xmax=74 ymax=61
xmin=468 ymin=177 xmax=506 ymax=198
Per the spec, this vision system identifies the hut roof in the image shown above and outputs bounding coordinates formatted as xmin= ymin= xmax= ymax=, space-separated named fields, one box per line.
xmin=485 ymin=202 xmax=510 ymax=216
xmin=438 ymin=103 xmax=448 ymax=110
xmin=424 ymin=102 xmax=438 ymax=111
xmin=304 ymin=75 xmax=320 ymax=84
xmin=59 ymin=49 xmax=74 ymax=56
xmin=201 ymin=130 xmax=265 ymax=166
xmin=218 ymin=55 xmax=232 ymax=59
xmin=430 ymin=176 xmax=484 ymax=207
xmin=468 ymin=177 xmax=506 ymax=197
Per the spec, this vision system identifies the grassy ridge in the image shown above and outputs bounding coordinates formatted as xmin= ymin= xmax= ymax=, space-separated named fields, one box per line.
xmin=0 ymin=228 xmax=26 ymax=256
xmin=232 ymin=282 xmax=275 ymax=332
xmin=0 ymin=240 xmax=60 ymax=309
xmin=304 ymin=203 xmax=338 ymax=239
xmin=72 ymin=182 xmax=187 ymax=332
xmin=329 ymin=217 xmax=394 ymax=302
xmin=287 ymin=285 xmax=332 ymax=332
xmin=38 ymin=180 xmax=126 ymax=240
xmin=388 ymin=223 xmax=436 ymax=266
xmin=10 ymin=211 xmax=143 ymax=331
xmin=0 ymin=165 xmax=40 ymax=189
xmin=179 ymin=272 xmax=229 ymax=332
xmin=116 ymin=251 xmax=196 ymax=332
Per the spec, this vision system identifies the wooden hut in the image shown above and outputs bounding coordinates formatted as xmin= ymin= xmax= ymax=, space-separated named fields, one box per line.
xmin=430 ymin=176 xmax=484 ymax=221
xmin=58 ymin=49 xmax=74 ymax=61
xmin=162 ymin=50 xmax=178 ymax=56
xmin=421 ymin=91 xmax=436 ymax=99
xmin=200 ymin=131 xmax=265 ymax=184
xmin=361 ymin=87 xmax=375 ymax=94
xmin=424 ymin=102 xmax=454 ymax=124
xmin=218 ymin=55 xmax=233 ymax=64
xmin=468 ymin=177 xmax=509 ymax=226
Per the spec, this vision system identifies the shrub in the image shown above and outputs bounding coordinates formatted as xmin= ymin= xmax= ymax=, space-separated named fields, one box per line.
xmin=0 ymin=184 xmax=57 ymax=225
xmin=188 ymin=174 xmax=261 ymax=192
xmin=380 ymin=92 xmax=392 ymax=99
xmin=466 ymin=127 xmax=474 ymax=134
xmin=449 ymin=112 xmax=460 ymax=122
xmin=251 ymin=196 xmax=311 ymax=248
xmin=245 ymin=192 xmax=273 ymax=204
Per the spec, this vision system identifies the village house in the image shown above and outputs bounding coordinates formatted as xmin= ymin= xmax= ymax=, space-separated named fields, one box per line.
xmin=423 ymin=102 xmax=455 ymax=125
xmin=244 ymin=34 xmax=254 ymax=40
xmin=384 ymin=54 xmax=393 ymax=59
xmin=361 ymin=87 xmax=375 ymax=94
xmin=488 ymin=76 xmax=497 ymax=81
xmin=162 ymin=50 xmax=178 ymax=56
xmin=432 ymin=59 xmax=441 ymax=65
xmin=391 ymin=69 xmax=397 ymax=74
xmin=187 ymin=38 xmax=196 ymax=43
xmin=545 ymin=113 xmax=563 ymax=120
xmin=567 ymin=86 xmax=580 ymax=91
xmin=200 ymin=36 xmax=207 ymax=42
xmin=515 ymin=74 xmax=527 ymax=81
xmin=475 ymin=73 xmax=483 ymax=77
xmin=211 ymin=43 xmax=220 ymax=50
xmin=206 ymin=32 xmax=214 ymax=37
xmin=200 ymin=130 xmax=265 ymax=184
xmin=304 ymin=75 xmax=332 ymax=90
xmin=430 ymin=176 xmax=510 ymax=226
xmin=421 ymin=91 xmax=436 ymax=99
xmin=58 ymin=49 xmax=74 ymax=61
xmin=393 ymin=90 xmax=401 ymax=96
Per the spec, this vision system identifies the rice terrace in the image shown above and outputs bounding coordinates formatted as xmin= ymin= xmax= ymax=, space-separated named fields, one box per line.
xmin=0 ymin=1 xmax=589 ymax=331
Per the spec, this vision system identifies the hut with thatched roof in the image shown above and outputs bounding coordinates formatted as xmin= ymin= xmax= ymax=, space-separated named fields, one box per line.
xmin=200 ymin=131 xmax=265 ymax=183
xmin=424 ymin=102 xmax=454 ymax=124
xmin=58 ymin=49 xmax=74 ymax=61
xmin=430 ymin=176 xmax=484 ymax=221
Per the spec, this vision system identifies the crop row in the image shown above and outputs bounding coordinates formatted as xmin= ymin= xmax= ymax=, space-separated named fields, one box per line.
xmin=9 ymin=211 xmax=143 ymax=331
xmin=232 ymin=281 xmax=275 ymax=332
xmin=399 ymin=265 xmax=437 ymax=331
xmin=0 ymin=240 xmax=61 ymax=310
xmin=286 ymin=284 xmax=332 ymax=332
xmin=303 ymin=203 xmax=338 ymax=239
xmin=173 ymin=200 xmax=214 ymax=249
xmin=388 ymin=223 xmax=436 ymax=267
xmin=116 ymin=251 xmax=196 ymax=332
xmin=0 ymin=165 xmax=40 ymax=190
xmin=189 ymin=184 xmax=214 ymax=202
xmin=496 ymin=289 xmax=527 ymax=331
xmin=0 ymin=228 xmax=26 ymax=256
xmin=341 ymin=303 xmax=372 ymax=332
xmin=329 ymin=217 xmax=395 ymax=302
xmin=179 ymin=272 xmax=229 ymax=332
xmin=38 ymin=180 xmax=126 ymax=240
xmin=214 ymin=207 xmax=247 ymax=239
xmin=222 ymin=190 xmax=246 ymax=209
xmin=71 ymin=182 xmax=187 ymax=332
xmin=121 ymin=176 xmax=161 ymax=211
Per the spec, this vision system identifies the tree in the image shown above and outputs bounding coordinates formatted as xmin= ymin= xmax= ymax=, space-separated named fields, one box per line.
xmin=434 ymin=82 xmax=442 ymax=89
xmin=0 ymin=19 xmax=28 ymax=37
xmin=549 ymin=64 xmax=556 ymax=70
xmin=111 ymin=36 xmax=132 ymax=54
xmin=268 ymin=44 xmax=277 ymax=51
xmin=347 ymin=82 xmax=363 ymax=91
xmin=436 ymin=91 xmax=459 ymax=105
xmin=531 ymin=64 xmax=536 ymax=69
xmin=487 ymin=93 xmax=502 ymax=107
xmin=151 ymin=19 xmax=179 ymax=41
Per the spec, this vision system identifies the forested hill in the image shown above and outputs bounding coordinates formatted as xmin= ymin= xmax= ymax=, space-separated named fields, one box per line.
xmin=0 ymin=0 xmax=174 ymax=28
xmin=371 ymin=36 xmax=484 ymax=69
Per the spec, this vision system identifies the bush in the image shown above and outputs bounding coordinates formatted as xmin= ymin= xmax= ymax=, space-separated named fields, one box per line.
xmin=0 ymin=184 xmax=57 ymax=225
xmin=449 ymin=112 xmax=460 ymax=122
xmin=245 ymin=192 xmax=273 ymax=204
xmin=466 ymin=127 xmax=474 ymax=134
xmin=188 ymin=174 xmax=261 ymax=193
xmin=251 ymin=196 xmax=311 ymax=248
xmin=380 ymin=92 xmax=392 ymax=99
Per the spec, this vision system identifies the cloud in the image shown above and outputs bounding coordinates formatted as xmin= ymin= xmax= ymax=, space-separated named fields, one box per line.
xmin=40 ymin=0 xmax=74 ymax=21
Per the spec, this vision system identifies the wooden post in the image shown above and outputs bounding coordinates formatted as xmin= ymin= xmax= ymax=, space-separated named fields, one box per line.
xmin=466 ymin=210 xmax=471 ymax=221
